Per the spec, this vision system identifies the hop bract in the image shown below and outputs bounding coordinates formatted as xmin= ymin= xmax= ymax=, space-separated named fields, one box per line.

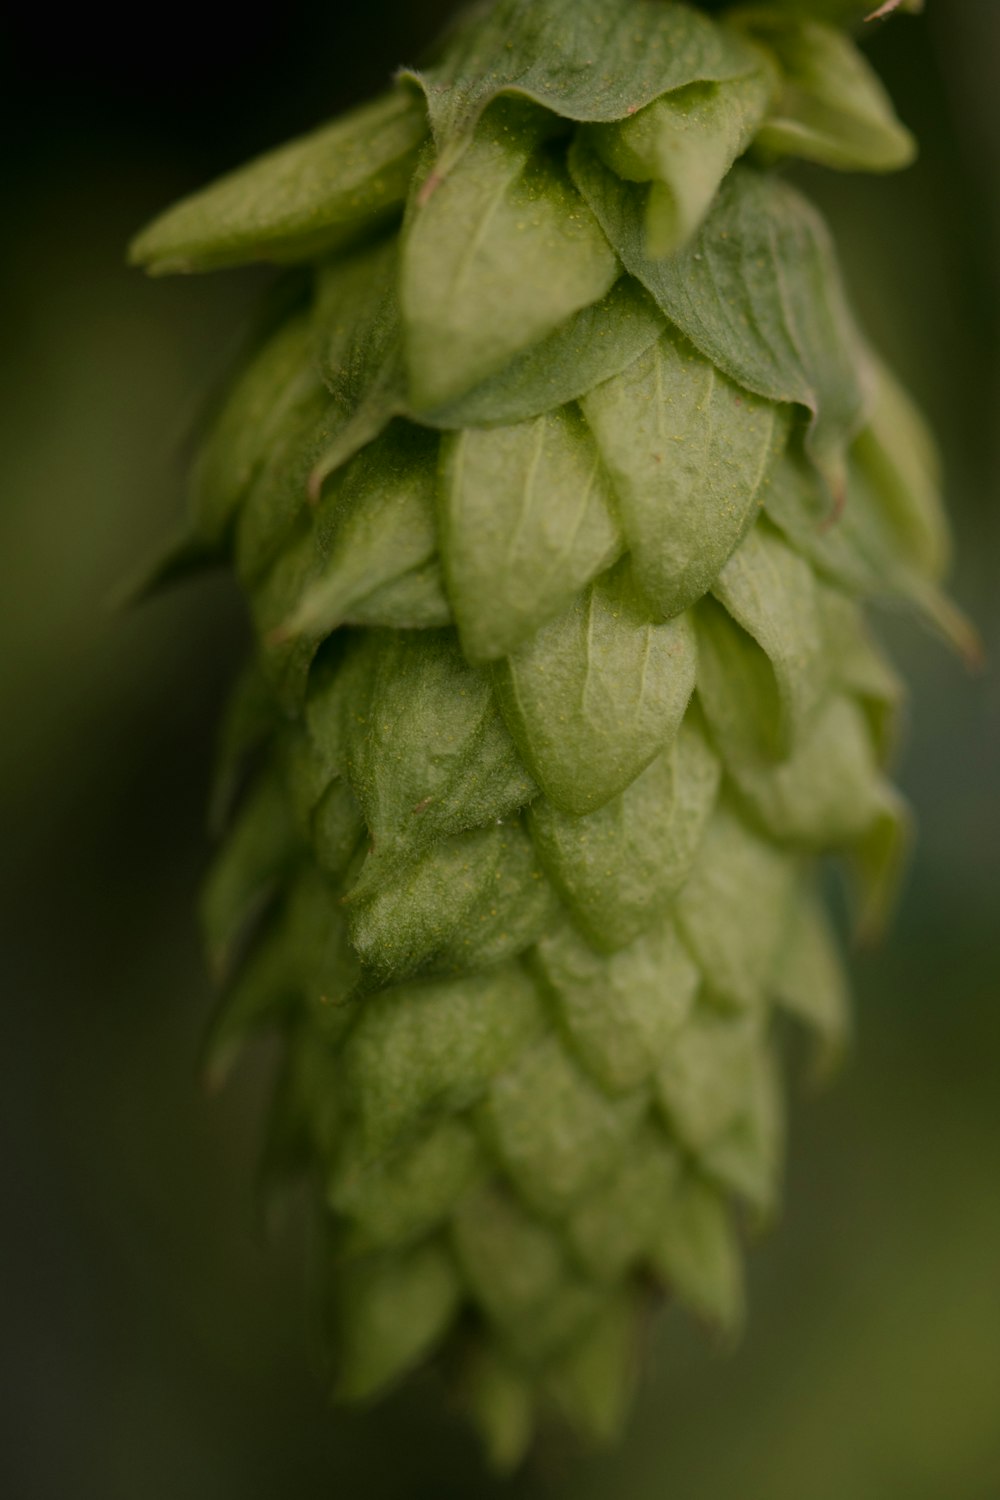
xmin=132 ymin=0 xmax=965 ymax=1466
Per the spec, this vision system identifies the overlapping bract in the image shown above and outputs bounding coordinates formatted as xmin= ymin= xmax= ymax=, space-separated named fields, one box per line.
xmin=133 ymin=0 xmax=957 ymax=1465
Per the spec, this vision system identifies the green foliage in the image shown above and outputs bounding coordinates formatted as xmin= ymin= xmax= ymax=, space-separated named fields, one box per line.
xmin=582 ymin=329 xmax=787 ymax=618
xmin=403 ymin=0 xmax=757 ymax=162
xmin=571 ymin=143 xmax=869 ymax=487
xmin=130 ymin=90 xmax=429 ymax=273
xmin=439 ymin=406 xmax=622 ymax=661
xmin=132 ymin=0 xmax=957 ymax=1464
xmin=735 ymin=9 xmax=917 ymax=171
xmin=401 ymin=100 xmax=618 ymax=410
xmin=494 ymin=562 xmax=697 ymax=814
xmin=585 ymin=65 xmax=775 ymax=255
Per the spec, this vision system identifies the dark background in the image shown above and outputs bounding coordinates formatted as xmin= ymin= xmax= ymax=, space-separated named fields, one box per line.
xmin=1 ymin=4 xmax=998 ymax=1496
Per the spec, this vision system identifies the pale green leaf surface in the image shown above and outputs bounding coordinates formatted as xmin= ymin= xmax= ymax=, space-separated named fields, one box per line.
xmin=649 ymin=1169 xmax=744 ymax=1329
xmin=401 ymin=100 xmax=618 ymax=410
xmin=763 ymin=447 xmax=977 ymax=660
xmin=700 ymin=1043 xmax=784 ymax=1214
xmin=534 ymin=917 xmax=698 ymax=1094
xmin=280 ymin=423 xmax=443 ymax=639
xmin=730 ymin=693 xmax=891 ymax=845
xmin=849 ymin=783 xmax=911 ymax=940
xmin=440 ymin=407 xmax=623 ymax=663
xmin=329 ymin=1115 xmax=486 ymax=1255
xmin=852 ymin=355 xmax=950 ymax=579
xmin=582 ymin=329 xmax=785 ymax=619
xmin=771 ymin=879 xmax=851 ymax=1057
xmin=343 ymin=631 xmax=535 ymax=875
xmin=547 ymin=1291 xmax=639 ymax=1443
xmin=403 ymin=0 xmax=756 ymax=158
xmin=191 ymin=312 xmax=320 ymax=548
xmin=818 ymin=585 xmax=903 ymax=757
xmin=306 ymin=241 xmax=410 ymax=495
xmin=339 ymin=959 xmax=546 ymax=1162
xmin=476 ymin=1034 xmax=648 ymax=1216
xmin=130 ymin=89 xmax=428 ymax=274
xmin=335 ymin=1239 xmax=461 ymax=1401
xmin=696 ymin=597 xmax=786 ymax=769
xmin=655 ymin=1004 xmax=763 ymax=1152
xmin=528 ymin=711 xmax=721 ymax=951
xmin=303 ymin=634 xmax=383 ymax=794
xmin=570 ymin=142 xmax=869 ymax=485
xmin=586 ymin=65 xmax=774 ymax=256
xmin=425 ymin=278 xmax=664 ymax=430
xmin=675 ymin=799 xmax=796 ymax=1009
xmin=739 ymin=11 xmax=916 ymax=172
xmin=232 ymin=380 xmax=333 ymax=586
xmin=462 ymin=1347 xmax=536 ymax=1472
xmin=494 ymin=562 xmax=697 ymax=815
xmin=451 ymin=1183 xmax=603 ymax=1365
xmin=347 ymin=820 xmax=557 ymax=988
xmin=708 ymin=518 xmax=824 ymax=758
xmin=567 ymin=1124 xmax=681 ymax=1282
xmin=339 ymin=563 xmax=451 ymax=631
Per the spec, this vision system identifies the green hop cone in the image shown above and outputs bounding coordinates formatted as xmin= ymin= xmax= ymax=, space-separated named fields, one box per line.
xmin=132 ymin=0 xmax=971 ymax=1467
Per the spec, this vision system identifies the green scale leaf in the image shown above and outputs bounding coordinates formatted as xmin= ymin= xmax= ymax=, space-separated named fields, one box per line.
xmin=451 ymin=1183 xmax=604 ymax=1365
xmin=494 ymin=561 xmax=697 ymax=816
xmin=346 ymin=818 xmax=559 ymax=990
xmin=581 ymin=327 xmax=787 ymax=620
xmin=655 ymin=1002 xmax=765 ymax=1155
xmin=772 ymin=877 xmax=851 ymax=1060
xmin=566 ymin=1122 xmax=682 ymax=1282
xmin=303 ymin=238 xmax=414 ymax=499
xmin=737 ymin=10 xmax=917 ymax=172
xmin=695 ymin=519 xmax=824 ymax=766
xmin=675 ymin=798 xmax=796 ymax=1010
xmin=341 ymin=629 xmax=536 ymax=879
xmin=329 ymin=1114 xmax=488 ymax=1256
xmin=190 ymin=311 xmax=321 ymax=550
xmin=584 ymin=63 xmax=775 ymax=256
xmin=546 ymin=1290 xmax=640 ymax=1445
xmin=439 ymin=405 xmax=624 ymax=663
xmin=533 ymin=916 xmax=699 ymax=1094
xmin=461 ymin=1347 xmax=536 ymax=1472
xmin=425 ymin=278 xmax=665 ymax=430
xmin=763 ymin=443 xmax=978 ymax=662
xmin=334 ymin=1239 xmax=461 ymax=1401
xmin=648 ymin=1166 xmax=744 ymax=1330
xmin=697 ymin=1042 xmax=784 ymax=1214
xmin=570 ymin=141 xmax=869 ymax=488
xmin=401 ymin=100 xmax=619 ymax=410
xmin=403 ymin=0 xmax=758 ymax=165
xmin=528 ymin=711 xmax=721 ymax=952
xmin=278 ymin=423 xmax=449 ymax=642
xmin=728 ymin=691 xmax=897 ymax=847
xmin=130 ymin=88 xmax=429 ymax=274
xmin=337 ymin=958 xmax=546 ymax=1165
xmin=475 ymin=1033 xmax=649 ymax=1217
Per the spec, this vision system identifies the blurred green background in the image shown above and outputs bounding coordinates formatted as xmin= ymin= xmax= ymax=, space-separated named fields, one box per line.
xmin=2 ymin=4 xmax=998 ymax=1496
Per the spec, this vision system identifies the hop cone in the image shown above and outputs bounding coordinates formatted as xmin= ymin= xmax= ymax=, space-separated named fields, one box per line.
xmin=131 ymin=0 xmax=969 ymax=1465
